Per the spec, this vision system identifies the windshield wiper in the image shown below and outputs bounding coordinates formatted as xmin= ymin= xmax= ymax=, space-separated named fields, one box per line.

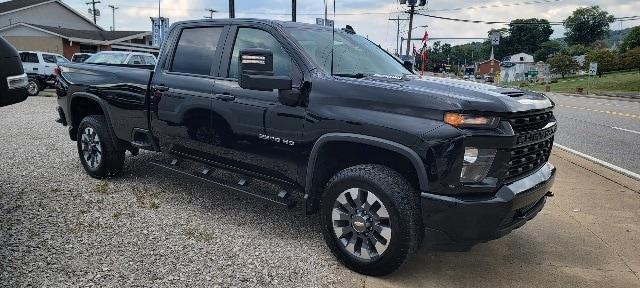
xmin=333 ymin=73 xmax=367 ymax=79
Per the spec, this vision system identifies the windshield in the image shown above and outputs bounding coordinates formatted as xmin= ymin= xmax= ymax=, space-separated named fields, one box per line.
xmin=85 ymin=53 xmax=128 ymax=64
xmin=286 ymin=27 xmax=409 ymax=77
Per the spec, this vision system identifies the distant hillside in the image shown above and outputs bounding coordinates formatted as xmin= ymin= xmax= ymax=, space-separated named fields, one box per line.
xmin=555 ymin=27 xmax=634 ymax=48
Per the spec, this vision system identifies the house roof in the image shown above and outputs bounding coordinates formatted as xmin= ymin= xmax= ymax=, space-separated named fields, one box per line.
xmin=29 ymin=23 xmax=148 ymax=41
xmin=0 ymin=22 xmax=150 ymax=44
xmin=0 ymin=0 xmax=50 ymax=14
xmin=0 ymin=0 xmax=104 ymax=31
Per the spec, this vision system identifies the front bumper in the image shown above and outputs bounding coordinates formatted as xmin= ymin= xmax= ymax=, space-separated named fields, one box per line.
xmin=421 ymin=162 xmax=555 ymax=245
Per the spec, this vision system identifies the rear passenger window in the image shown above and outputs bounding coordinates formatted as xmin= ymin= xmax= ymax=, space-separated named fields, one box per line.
xmin=143 ymin=56 xmax=156 ymax=65
xmin=171 ymin=27 xmax=223 ymax=75
xmin=42 ymin=54 xmax=56 ymax=63
xmin=20 ymin=52 xmax=38 ymax=63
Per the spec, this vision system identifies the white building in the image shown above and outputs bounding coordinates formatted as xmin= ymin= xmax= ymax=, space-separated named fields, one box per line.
xmin=500 ymin=53 xmax=537 ymax=82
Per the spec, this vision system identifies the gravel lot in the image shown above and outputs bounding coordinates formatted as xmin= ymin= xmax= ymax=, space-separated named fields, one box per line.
xmin=0 ymin=96 xmax=363 ymax=287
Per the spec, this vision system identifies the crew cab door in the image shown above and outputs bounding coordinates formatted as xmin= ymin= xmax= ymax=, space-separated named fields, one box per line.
xmin=150 ymin=25 xmax=228 ymax=154
xmin=19 ymin=52 xmax=39 ymax=75
xmin=41 ymin=53 xmax=58 ymax=76
xmin=209 ymin=26 xmax=307 ymax=184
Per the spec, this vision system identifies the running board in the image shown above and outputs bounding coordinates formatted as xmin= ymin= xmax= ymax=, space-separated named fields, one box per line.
xmin=150 ymin=160 xmax=297 ymax=209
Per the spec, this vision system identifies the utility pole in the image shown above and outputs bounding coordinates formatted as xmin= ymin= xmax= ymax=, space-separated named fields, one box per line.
xmin=405 ymin=4 xmax=415 ymax=57
xmin=388 ymin=16 xmax=409 ymax=56
xmin=292 ymin=0 xmax=297 ymax=22
xmin=108 ymin=5 xmax=118 ymax=31
xmin=204 ymin=8 xmax=217 ymax=19
xmin=229 ymin=0 xmax=235 ymax=18
xmin=86 ymin=0 xmax=101 ymax=24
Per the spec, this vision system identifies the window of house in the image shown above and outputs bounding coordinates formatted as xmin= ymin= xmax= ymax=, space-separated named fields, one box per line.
xmin=171 ymin=27 xmax=224 ymax=75
xmin=228 ymin=28 xmax=292 ymax=79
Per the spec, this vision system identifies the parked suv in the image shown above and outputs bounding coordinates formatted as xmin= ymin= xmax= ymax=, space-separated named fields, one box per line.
xmin=19 ymin=51 xmax=69 ymax=96
xmin=56 ymin=19 xmax=557 ymax=275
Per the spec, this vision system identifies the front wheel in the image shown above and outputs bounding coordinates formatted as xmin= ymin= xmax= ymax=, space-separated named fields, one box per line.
xmin=77 ymin=115 xmax=125 ymax=178
xmin=320 ymin=164 xmax=423 ymax=276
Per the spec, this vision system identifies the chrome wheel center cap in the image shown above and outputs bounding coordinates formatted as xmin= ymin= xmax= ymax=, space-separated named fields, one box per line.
xmin=352 ymin=216 xmax=367 ymax=233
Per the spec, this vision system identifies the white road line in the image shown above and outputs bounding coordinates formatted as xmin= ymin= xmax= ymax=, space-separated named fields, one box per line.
xmin=612 ymin=127 xmax=640 ymax=135
xmin=553 ymin=144 xmax=640 ymax=181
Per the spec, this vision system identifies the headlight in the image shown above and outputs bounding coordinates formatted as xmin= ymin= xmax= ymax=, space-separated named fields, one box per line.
xmin=460 ymin=147 xmax=496 ymax=183
xmin=444 ymin=113 xmax=499 ymax=128
xmin=7 ymin=73 xmax=28 ymax=89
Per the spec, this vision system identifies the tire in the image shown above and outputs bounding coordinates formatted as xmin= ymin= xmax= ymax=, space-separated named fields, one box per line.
xmin=77 ymin=115 xmax=125 ymax=178
xmin=27 ymin=79 xmax=40 ymax=96
xmin=320 ymin=164 xmax=423 ymax=276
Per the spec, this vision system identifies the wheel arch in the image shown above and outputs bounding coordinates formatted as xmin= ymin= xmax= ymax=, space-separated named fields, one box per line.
xmin=304 ymin=133 xmax=429 ymax=214
xmin=68 ymin=93 xmax=115 ymax=144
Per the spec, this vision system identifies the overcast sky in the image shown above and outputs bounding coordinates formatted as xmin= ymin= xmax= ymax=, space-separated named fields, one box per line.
xmin=58 ymin=0 xmax=640 ymax=51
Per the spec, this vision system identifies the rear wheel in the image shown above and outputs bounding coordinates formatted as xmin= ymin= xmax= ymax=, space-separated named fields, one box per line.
xmin=320 ymin=164 xmax=422 ymax=276
xmin=77 ymin=115 xmax=125 ymax=178
xmin=27 ymin=79 xmax=40 ymax=96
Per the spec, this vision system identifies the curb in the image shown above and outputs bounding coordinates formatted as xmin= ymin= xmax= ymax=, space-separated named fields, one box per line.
xmin=553 ymin=144 xmax=640 ymax=182
xmin=553 ymin=93 xmax=640 ymax=103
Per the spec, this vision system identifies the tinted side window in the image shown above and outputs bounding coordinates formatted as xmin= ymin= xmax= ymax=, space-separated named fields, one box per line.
xmin=20 ymin=52 xmax=39 ymax=63
xmin=42 ymin=54 xmax=56 ymax=63
xmin=228 ymin=28 xmax=292 ymax=79
xmin=171 ymin=27 xmax=223 ymax=75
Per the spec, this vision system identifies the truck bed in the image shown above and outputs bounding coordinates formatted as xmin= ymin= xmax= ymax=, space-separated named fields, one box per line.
xmin=57 ymin=63 xmax=153 ymax=143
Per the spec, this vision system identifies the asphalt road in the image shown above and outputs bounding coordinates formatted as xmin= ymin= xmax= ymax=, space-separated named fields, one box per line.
xmin=547 ymin=93 xmax=640 ymax=174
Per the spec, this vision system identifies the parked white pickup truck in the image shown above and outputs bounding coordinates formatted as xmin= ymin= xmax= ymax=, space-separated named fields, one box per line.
xmin=19 ymin=51 xmax=70 ymax=96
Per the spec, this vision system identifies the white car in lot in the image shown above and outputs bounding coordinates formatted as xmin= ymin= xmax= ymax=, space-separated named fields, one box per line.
xmin=19 ymin=51 xmax=70 ymax=96
xmin=84 ymin=51 xmax=157 ymax=66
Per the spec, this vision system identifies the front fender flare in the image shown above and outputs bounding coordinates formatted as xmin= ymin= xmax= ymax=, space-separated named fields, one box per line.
xmin=304 ymin=133 xmax=429 ymax=214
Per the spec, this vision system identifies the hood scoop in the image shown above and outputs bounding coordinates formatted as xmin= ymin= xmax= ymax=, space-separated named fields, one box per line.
xmin=501 ymin=91 xmax=525 ymax=98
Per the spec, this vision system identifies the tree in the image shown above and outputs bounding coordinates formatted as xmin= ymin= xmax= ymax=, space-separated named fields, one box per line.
xmin=564 ymin=6 xmax=615 ymax=47
xmin=548 ymin=54 xmax=579 ymax=78
xmin=620 ymin=26 xmax=640 ymax=52
xmin=585 ymin=49 xmax=620 ymax=77
xmin=535 ymin=40 xmax=564 ymax=62
xmin=560 ymin=44 xmax=591 ymax=56
xmin=508 ymin=18 xmax=554 ymax=55
xmin=621 ymin=47 xmax=640 ymax=71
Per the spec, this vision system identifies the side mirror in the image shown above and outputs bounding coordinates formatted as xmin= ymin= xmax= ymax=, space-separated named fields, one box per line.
xmin=403 ymin=60 xmax=414 ymax=71
xmin=239 ymin=48 xmax=292 ymax=91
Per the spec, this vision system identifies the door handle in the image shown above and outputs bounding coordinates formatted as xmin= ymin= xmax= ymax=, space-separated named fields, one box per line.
xmin=152 ymin=85 xmax=169 ymax=92
xmin=215 ymin=93 xmax=236 ymax=101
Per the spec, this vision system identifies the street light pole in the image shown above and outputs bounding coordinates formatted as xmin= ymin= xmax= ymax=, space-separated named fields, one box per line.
xmin=86 ymin=0 xmax=101 ymax=24
xmin=108 ymin=5 xmax=118 ymax=31
xmin=229 ymin=0 xmax=235 ymax=18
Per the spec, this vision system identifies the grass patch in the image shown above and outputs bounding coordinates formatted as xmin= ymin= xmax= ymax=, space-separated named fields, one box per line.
xmin=112 ymin=211 xmax=122 ymax=219
xmin=184 ymin=228 xmax=214 ymax=242
xmin=92 ymin=180 xmax=110 ymax=194
xmin=510 ymin=71 xmax=640 ymax=94
xmin=132 ymin=186 xmax=160 ymax=210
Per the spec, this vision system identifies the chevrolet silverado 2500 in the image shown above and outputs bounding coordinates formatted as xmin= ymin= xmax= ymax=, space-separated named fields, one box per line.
xmin=55 ymin=19 xmax=557 ymax=276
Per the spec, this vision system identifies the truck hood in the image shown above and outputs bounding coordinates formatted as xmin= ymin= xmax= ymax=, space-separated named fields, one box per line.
xmin=345 ymin=74 xmax=554 ymax=113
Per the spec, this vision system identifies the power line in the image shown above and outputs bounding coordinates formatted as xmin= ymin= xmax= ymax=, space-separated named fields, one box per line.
xmin=420 ymin=0 xmax=564 ymax=13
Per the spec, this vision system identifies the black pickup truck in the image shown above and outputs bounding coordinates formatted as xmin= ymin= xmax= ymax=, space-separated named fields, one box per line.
xmin=56 ymin=19 xmax=557 ymax=275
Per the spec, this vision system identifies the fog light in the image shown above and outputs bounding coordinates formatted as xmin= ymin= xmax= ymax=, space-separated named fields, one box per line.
xmin=461 ymin=147 xmax=496 ymax=183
